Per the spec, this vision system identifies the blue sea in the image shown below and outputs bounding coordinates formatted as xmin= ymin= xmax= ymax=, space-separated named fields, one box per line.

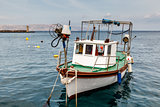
xmin=0 ymin=31 xmax=160 ymax=107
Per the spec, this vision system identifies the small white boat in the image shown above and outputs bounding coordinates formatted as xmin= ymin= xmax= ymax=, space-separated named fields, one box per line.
xmin=52 ymin=19 xmax=133 ymax=99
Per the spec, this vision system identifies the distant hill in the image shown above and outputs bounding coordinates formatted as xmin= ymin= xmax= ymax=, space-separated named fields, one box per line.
xmin=0 ymin=24 xmax=80 ymax=31
xmin=0 ymin=24 xmax=52 ymax=31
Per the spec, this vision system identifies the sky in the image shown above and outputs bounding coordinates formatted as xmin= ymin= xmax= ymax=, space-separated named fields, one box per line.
xmin=0 ymin=0 xmax=160 ymax=30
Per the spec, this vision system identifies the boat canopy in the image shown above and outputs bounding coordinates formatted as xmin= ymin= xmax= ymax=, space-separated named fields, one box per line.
xmin=80 ymin=19 xmax=133 ymax=56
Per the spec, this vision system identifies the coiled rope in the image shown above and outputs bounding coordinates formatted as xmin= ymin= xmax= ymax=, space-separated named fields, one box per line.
xmin=51 ymin=36 xmax=62 ymax=48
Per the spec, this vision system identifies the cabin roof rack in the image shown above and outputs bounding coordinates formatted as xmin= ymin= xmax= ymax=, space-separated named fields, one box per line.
xmin=81 ymin=19 xmax=132 ymax=25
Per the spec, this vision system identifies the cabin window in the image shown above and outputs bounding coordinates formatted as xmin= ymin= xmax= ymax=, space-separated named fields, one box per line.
xmin=75 ymin=43 xmax=83 ymax=54
xmin=95 ymin=45 xmax=105 ymax=56
xmin=107 ymin=45 xmax=111 ymax=55
xmin=85 ymin=45 xmax=93 ymax=55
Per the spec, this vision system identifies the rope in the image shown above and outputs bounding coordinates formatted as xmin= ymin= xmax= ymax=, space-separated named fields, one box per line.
xmin=75 ymin=69 xmax=78 ymax=107
xmin=46 ymin=71 xmax=60 ymax=106
xmin=51 ymin=36 xmax=61 ymax=48
xmin=65 ymin=69 xmax=78 ymax=107
xmin=49 ymin=23 xmax=64 ymax=48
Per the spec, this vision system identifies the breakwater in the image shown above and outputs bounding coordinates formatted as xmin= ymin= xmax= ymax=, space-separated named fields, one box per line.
xmin=0 ymin=30 xmax=34 ymax=33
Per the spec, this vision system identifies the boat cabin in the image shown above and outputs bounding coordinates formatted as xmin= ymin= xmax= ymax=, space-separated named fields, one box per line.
xmin=70 ymin=19 xmax=133 ymax=69
xmin=72 ymin=40 xmax=118 ymax=68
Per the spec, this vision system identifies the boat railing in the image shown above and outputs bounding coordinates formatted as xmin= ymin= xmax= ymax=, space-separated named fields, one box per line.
xmin=91 ymin=55 xmax=120 ymax=72
xmin=58 ymin=50 xmax=72 ymax=67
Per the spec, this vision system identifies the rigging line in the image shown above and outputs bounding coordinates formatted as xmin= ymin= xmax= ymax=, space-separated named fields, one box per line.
xmin=107 ymin=29 xmax=129 ymax=35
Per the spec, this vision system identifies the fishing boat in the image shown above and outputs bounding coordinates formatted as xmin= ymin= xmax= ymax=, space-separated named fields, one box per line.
xmin=50 ymin=19 xmax=134 ymax=99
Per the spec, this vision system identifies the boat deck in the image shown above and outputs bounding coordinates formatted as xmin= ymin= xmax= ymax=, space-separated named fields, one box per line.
xmin=59 ymin=51 xmax=127 ymax=73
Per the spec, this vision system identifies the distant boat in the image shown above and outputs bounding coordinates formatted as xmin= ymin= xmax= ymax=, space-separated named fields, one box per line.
xmin=52 ymin=19 xmax=134 ymax=99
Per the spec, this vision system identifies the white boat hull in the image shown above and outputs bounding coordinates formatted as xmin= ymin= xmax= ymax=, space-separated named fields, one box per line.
xmin=64 ymin=69 xmax=127 ymax=98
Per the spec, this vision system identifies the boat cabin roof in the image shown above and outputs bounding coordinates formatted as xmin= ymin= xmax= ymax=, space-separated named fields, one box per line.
xmin=82 ymin=19 xmax=132 ymax=25
xmin=75 ymin=40 xmax=118 ymax=45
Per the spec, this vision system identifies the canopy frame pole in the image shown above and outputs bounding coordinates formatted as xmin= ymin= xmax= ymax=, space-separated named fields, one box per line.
xmin=107 ymin=24 xmax=110 ymax=39
xmin=121 ymin=24 xmax=124 ymax=45
xmin=109 ymin=23 xmax=114 ymax=40
xmin=98 ymin=24 xmax=100 ymax=40
xmin=85 ymin=23 xmax=90 ymax=39
xmin=81 ymin=22 xmax=83 ymax=40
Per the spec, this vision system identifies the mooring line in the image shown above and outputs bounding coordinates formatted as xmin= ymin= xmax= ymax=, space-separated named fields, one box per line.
xmin=43 ymin=71 xmax=60 ymax=107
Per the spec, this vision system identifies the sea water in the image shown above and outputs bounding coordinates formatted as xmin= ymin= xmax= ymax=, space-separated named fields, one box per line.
xmin=0 ymin=31 xmax=160 ymax=107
